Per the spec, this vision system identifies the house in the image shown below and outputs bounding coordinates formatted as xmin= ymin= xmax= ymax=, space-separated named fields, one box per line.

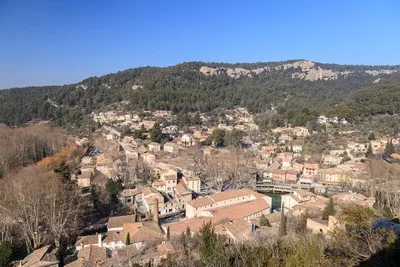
xmin=142 ymin=153 xmax=155 ymax=164
xmin=292 ymin=144 xmax=303 ymax=153
xmin=370 ymin=140 xmax=384 ymax=154
xmin=123 ymin=222 xmax=164 ymax=249
xmin=332 ymin=192 xmax=375 ymax=207
xmin=66 ymin=246 xmax=109 ymax=267
xmin=148 ymin=142 xmax=161 ymax=153
xmin=77 ymin=168 xmax=94 ymax=188
xmin=260 ymin=146 xmax=277 ymax=159
xmin=293 ymin=127 xmax=310 ymax=137
xmin=176 ymin=183 xmax=193 ymax=209
xmin=214 ymin=218 xmax=252 ymax=242
xmin=159 ymin=169 xmax=177 ymax=196
xmin=181 ymin=133 xmax=194 ymax=146
xmin=303 ymin=163 xmax=319 ymax=177
xmin=163 ymin=142 xmax=178 ymax=153
xmin=96 ymin=154 xmax=114 ymax=176
xmin=119 ymin=188 xmax=142 ymax=206
xmin=307 ymin=216 xmax=339 ymax=234
xmin=281 ymin=189 xmax=316 ymax=211
xmin=108 ymin=215 xmax=136 ymax=232
xmin=19 ymin=245 xmax=59 ymax=267
xmin=152 ymin=180 xmax=167 ymax=192
xmin=323 ymin=155 xmax=342 ymax=166
xmin=141 ymin=120 xmax=156 ymax=130
xmin=317 ymin=115 xmax=328 ymax=124
xmin=185 ymin=176 xmax=201 ymax=193
xmin=164 ymin=197 xmax=270 ymax=236
xmin=185 ymin=189 xmax=272 ymax=219
xmin=319 ymin=168 xmax=350 ymax=184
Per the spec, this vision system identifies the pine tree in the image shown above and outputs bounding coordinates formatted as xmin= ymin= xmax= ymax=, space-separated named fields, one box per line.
xmin=167 ymin=226 xmax=170 ymax=241
xmin=279 ymin=203 xmax=286 ymax=237
xmin=383 ymin=141 xmax=395 ymax=157
xmin=259 ymin=214 xmax=271 ymax=227
xmin=365 ymin=145 xmax=373 ymax=158
xmin=368 ymin=132 xmax=376 ymax=140
xmin=150 ymin=122 xmax=162 ymax=143
xmin=199 ymin=221 xmax=228 ymax=266
xmin=125 ymin=232 xmax=131 ymax=245
xmin=185 ymin=226 xmax=191 ymax=238
xmin=322 ymin=197 xmax=335 ymax=220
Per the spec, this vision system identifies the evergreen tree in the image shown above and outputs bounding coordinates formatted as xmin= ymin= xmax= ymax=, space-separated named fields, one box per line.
xmin=322 ymin=198 xmax=335 ymax=220
xmin=185 ymin=226 xmax=191 ymax=238
xmin=167 ymin=226 xmax=170 ymax=241
xmin=53 ymin=161 xmax=70 ymax=180
xmin=199 ymin=221 xmax=228 ymax=266
xmin=0 ymin=242 xmax=12 ymax=267
xmin=383 ymin=141 xmax=395 ymax=157
xmin=365 ymin=145 xmax=373 ymax=158
xmin=126 ymin=232 xmax=131 ymax=245
xmin=279 ymin=204 xmax=286 ymax=237
xmin=150 ymin=122 xmax=162 ymax=143
xmin=208 ymin=129 xmax=225 ymax=147
xmin=260 ymin=214 xmax=271 ymax=227
xmin=368 ymin=132 xmax=376 ymax=140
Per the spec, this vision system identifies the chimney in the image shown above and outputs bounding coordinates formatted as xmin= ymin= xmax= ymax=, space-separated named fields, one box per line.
xmin=153 ymin=198 xmax=159 ymax=224
xmin=98 ymin=233 xmax=103 ymax=247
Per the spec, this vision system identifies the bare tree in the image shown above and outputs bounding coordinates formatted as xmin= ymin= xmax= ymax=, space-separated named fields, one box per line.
xmin=0 ymin=166 xmax=82 ymax=250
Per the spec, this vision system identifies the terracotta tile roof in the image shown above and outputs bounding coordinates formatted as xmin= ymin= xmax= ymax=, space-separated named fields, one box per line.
xmin=304 ymin=163 xmax=319 ymax=169
xmin=120 ymin=188 xmax=142 ymax=197
xmin=152 ymin=180 xmax=166 ymax=187
xmin=20 ymin=245 xmax=59 ymax=267
xmin=123 ymin=222 xmax=163 ymax=244
xmin=187 ymin=197 xmax=214 ymax=208
xmin=157 ymin=241 xmax=176 ymax=254
xmin=78 ymin=246 xmax=108 ymax=265
xmin=210 ymin=199 xmax=270 ymax=223
xmin=75 ymin=235 xmax=98 ymax=246
xmin=176 ymin=183 xmax=191 ymax=196
xmin=103 ymin=231 xmax=123 ymax=243
xmin=142 ymin=186 xmax=159 ymax=197
xmin=163 ymin=217 xmax=212 ymax=235
xmin=108 ymin=215 xmax=135 ymax=229
xmin=214 ymin=218 xmax=252 ymax=239
xmin=209 ymin=189 xmax=258 ymax=203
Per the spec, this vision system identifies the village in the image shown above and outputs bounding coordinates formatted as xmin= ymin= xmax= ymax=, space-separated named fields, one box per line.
xmin=19 ymin=108 xmax=400 ymax=266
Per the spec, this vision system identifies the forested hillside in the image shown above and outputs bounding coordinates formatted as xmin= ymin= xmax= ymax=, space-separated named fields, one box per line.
xmin=1 ymin=60 xmax=400 ymax=127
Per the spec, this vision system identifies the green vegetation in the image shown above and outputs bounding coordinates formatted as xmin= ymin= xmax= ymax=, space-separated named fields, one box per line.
xmin=0 ymin=242 xmax=13 ymax=267
xmin=259 ymin=214 xmax=271 ymax=227
xmin=322 ymin=198 xmax=335 ymax=220
xmin=1 ymin=61 xmax=400 ymax=128
xmin=105 ymin=179 xmax=123 ymax=202
xmin=150 ymin=122 xmax=162 ymax=143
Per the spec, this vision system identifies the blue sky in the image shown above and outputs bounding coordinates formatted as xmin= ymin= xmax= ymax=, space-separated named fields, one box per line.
xmin=0 ymin=0 xmax=399 ymax=89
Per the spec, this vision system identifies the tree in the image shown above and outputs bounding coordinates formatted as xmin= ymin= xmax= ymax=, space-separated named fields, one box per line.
xmin=53 ymin=161 xmax=70 ymax=180
xmin=150 ymin=122 xmax=162 ymax=143
xmin=167 ymin=226 xmax=170 ymax=241
xmin=208 ymin=129 xmax=225 ymax=147
xmin=106 ymin=179 xmax=123 ymax=202
xmin=383 ymin=141 xmax=395 ymax=157
xmin=225 ymin=129 xmax=245 ymax=147
xmin=0 ymin=242 xmax=12 ymax=267
xmin=322 ymin=198 xmax=335 ymax=220
xmin=260 ymin=214 xmax=271 ymax=227
xmin=126 ymin=232 xmax=131 ymax=245
xmin=368 ymin=132 xmax=376 ymax=140
xmin=198 ymin=221 xmax=228 ymax=266
xmin=365 ymin=145 xmax=373 ymax=158
xmin=279 ymin=204 xmax=286 ymax=237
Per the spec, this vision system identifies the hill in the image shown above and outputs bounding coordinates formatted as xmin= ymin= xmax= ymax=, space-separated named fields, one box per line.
xmin=1 ymin=60 xmax=400 ymax=127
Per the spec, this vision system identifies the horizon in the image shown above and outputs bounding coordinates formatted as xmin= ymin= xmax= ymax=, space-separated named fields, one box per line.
xmin=1 ymin=0 xmax=400 ymax=89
